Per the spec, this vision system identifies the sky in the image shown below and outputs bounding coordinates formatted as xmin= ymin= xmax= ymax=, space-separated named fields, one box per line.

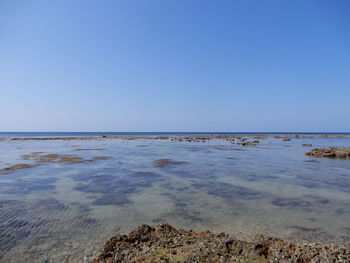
xmin=0 ymin=0 xmax=349 ymax=132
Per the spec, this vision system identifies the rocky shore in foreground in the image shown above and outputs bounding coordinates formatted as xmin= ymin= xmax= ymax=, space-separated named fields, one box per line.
xmin=91 ymin=224 xmax=349 ymax=263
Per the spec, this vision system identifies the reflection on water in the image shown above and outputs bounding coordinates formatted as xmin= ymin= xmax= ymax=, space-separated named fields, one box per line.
xmin=0 ymin=137 xmax=350 ymax=262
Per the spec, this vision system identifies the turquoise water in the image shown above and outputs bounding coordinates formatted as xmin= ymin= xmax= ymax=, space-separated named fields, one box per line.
xmin=0 ymin=136 xmax=350 ymax=262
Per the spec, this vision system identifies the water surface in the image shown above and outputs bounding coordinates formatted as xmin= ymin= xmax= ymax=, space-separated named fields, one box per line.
xmin=0 ymin=135 xmax=349 ymax=262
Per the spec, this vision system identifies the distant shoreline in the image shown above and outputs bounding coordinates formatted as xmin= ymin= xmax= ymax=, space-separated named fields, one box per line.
xmin=2 ymin=132 xmax=350 ymax=141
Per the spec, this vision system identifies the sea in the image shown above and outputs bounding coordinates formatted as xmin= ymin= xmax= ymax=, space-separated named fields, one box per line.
xmin=0 ymin=132 xmax=349 ymax=262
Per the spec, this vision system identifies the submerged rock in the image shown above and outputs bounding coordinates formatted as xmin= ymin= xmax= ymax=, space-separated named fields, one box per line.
xmin=72 ymin=148 xmax=106 ymax=151
xmin=305 ymin=147 xmax=350 ymax=159
xmin=90 ymin=224 xmax=350 ymax=263
xmin=153 ymin=159 xmax=188 ymax=168
xmin=302 ymin=144 xmax=313 ymax=147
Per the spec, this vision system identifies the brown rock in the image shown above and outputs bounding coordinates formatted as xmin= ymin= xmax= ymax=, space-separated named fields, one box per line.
xmin=305 ymin=147 xmax=350 ymax=159
xmin=90 ymin=224 xmax=350 ymax=263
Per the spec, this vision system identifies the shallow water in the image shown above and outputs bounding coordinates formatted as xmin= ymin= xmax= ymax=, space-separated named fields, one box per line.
xmin=0 ymin=136 xmax=350 ymax=262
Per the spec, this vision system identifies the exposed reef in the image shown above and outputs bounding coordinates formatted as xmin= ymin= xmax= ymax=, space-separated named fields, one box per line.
xmin=91 ymin=224 xmax=350 ymax=263
xmin=0 ymin=153 xmax=112 ymax=175
xmin=305 ymin=147 xmax=350 ymax=159
xmin=0 ymin=163 xmax=39 ymax=175
xmin=8 ymin=133 xmax=350 ymax=141
xmin=238 ymin=140 xmax=260 ymax=146
xmin=22 ymin=152 xmax=112 ymax=164
xmin=22 ymin=153 xmax=84 ymax=164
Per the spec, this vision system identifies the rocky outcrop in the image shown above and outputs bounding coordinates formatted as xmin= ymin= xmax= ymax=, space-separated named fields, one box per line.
xmin=90 ymin=224 xmax=349 ymax=263
xmin=305 ymin=147 xmax=350 ymax=159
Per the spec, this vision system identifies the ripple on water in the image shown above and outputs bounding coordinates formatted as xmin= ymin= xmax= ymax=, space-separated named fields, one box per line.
xmin=0 ymin=198 xmax=68 ymax=255
xmin=73 ymin=171 xmax=164 ymax=207
xmin=1 ymin=137 xmax=350 ymax=262
xmin=0 ymin=177 xmax=57 ymax=195
xmin=192 ymin=181 xmax=263 ymax=200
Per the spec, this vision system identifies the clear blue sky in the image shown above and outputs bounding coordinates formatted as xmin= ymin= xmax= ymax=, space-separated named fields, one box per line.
xmin=1 ymin=0 xmax=349 ymax=132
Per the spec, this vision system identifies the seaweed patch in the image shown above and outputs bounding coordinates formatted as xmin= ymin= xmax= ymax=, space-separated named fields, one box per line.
xmin=0 ymin=164 xmax=39 ymax=175
xmin=153 ymin=159 xmax=188 ymax=168
xmin=271 ymin=197 xmax=311 ymax=209
xmin=74 ymin=171 xmax=163 ymax=207
xmin=192 ymin=181 xmax=262 ymax=200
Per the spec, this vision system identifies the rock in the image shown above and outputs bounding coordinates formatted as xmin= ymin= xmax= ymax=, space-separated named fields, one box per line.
xmin=239 ymin=140 xmax=260 ymax=146
xmin=90 ymin=224 xmax=350 ymax=263
xmin=305 ymin=147 xmax=350 ymax=159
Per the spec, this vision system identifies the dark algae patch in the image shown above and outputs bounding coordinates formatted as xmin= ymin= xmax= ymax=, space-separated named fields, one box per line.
xmin=0 ymin=198 xmax=68 ymax=255
xmin=90 ymin=156 xmax=112 ymax=161
xmin=214 ymin=147 xmax=246 ymax=151
xmin=160 ymin=191 xmax=203 ymax=223
xmin=92 ymin=193 xmax=132 ymax=206
xmin=294 ymin=171 xmax=350 ymax=192
xmin=153 ymin=159 xmax=188 ymax=168
xmin=74 ymin=171 xmax=163 ymax=207
xmin=290 ymin=225 xmax=322 ymax=232
xmin=0 ymin=198 xmax=98 ymax=261
xmin=271 ymin=197 xmax=311 ymax=209
xmin=72 ymin=148 xmax=106 ymax=151
xmin=90 ymin=224 xmax=350 ymax=263
xmin=192 ymin=181 xmax=262 ymax=200
xmin=1 ymin=177 xmax=57 ymax=195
